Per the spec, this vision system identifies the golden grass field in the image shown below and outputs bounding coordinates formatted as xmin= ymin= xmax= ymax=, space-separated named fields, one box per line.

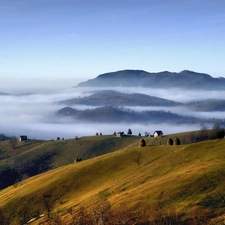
xmin=0 ymin=132 xmax=225 ymax=224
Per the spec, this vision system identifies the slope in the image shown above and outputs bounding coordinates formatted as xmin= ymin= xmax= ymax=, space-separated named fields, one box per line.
xmin=0 ymin=135 xmax=140 ymax=190
xmin=76 ymin=69 xmax=225 ymax=90
xmin=59 ymin=90 xmax=182 ymax=107
xmin=0 ymin=138 xmax=225 ymax=224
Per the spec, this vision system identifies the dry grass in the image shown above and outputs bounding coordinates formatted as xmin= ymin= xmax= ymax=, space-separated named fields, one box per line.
xmin=1 ymin=137 xmax=225 ymax=224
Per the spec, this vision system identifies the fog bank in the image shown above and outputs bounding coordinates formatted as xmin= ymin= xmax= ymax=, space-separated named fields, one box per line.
xmin=0 ymin=86 xmax=224 ymax=140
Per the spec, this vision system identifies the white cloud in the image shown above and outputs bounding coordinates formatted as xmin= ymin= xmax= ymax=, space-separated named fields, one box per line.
xmin=0 ymin=86 xmax=224 ymax=140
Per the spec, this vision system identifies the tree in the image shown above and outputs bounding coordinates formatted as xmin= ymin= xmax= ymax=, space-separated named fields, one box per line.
xmin=200 ymin=123 xmax=209 ymax=141
xmin=127 ymin=128 xmax=132 ymax=135
xmin=212 ymin=122 xmax=221 ymax=130
xmin=17 ymin=198 xmax=31 ymax=224
xmin=0 ymin=134 xmax=5 ymax=141
xmin=0 ymin=208 xmax=5 ymax=224
xmin=42 ymin=194 xmax=54 ymax=218
xmin=212 ymin=122 xmax=224 ymax=139
xmin=10 ymin=136 xmax=18 ymax=149
xmin=134 ymin=152 xmax=142 ymax=167
xmin=91 ymin=199 xmax=111 ymax=225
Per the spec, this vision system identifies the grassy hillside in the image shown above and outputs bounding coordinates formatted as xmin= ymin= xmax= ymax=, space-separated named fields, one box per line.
xmin=0 ymin=137 xmax=225 ymax=224
xmin=0 ymin=135 xmax=140 ymax=189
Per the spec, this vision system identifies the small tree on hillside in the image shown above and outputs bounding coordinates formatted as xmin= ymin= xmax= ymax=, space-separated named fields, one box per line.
xmin=0 ymin=134 xmax=5 ymax=141
xmin=134 ymin=153 xmax=142 ymax=167
xmin=212 ymin=122 xmax=225 ymax=139
xmin=10 ymin=136 xmax=18 ymax=149
xmin=0 ymin=208 xmax=5 ymax=224
xmin=42 ymin=194 xmax=54 ymax=218
xmin=200 ymin=123 xmax=208 ymax=141
xmin=127 ymin=128 xmax=132 ymax=135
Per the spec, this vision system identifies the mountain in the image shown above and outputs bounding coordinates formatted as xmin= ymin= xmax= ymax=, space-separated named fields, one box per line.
xmin=0 ymin=92 xmax=9 ymax=96
xmin=57 ymin=105 xmax=202 ymax=124
xmin=188 ymin=99 xmax=225 ymax=111
xmin=59 ymin=90 xmax=182 ymax=107
xmin=77 ymin=69 xmax=225 ymax=90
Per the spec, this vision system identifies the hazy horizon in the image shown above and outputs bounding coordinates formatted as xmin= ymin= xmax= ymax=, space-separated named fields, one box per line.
xmin=1 ymin=86 xmax=224 ymax=140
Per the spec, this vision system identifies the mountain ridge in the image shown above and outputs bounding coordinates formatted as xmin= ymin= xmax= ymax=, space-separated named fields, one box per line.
xmin=77 ymin=69 xmax=225 ymax=90
xmin=59 ymin=90 xmax=182 ymax=107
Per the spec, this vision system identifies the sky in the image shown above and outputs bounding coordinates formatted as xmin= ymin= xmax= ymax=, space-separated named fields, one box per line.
xmin=1 ymin=0 xmax=225 ymax=91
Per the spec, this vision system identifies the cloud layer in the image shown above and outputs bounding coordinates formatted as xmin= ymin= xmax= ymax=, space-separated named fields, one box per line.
xmin=0 ymin=87 xmax=224 ymax=140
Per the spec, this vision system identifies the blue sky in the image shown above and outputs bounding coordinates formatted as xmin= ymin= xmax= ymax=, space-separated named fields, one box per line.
xmin=1 ymin=0 xmax=225 ymax=89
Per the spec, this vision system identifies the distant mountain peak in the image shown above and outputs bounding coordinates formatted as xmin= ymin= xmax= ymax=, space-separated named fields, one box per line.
xmin=77 ymin=69 xmax=225 ymax=90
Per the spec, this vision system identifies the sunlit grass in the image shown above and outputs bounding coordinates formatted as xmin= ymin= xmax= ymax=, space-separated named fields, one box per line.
xmin=1 ymin=137 xmax=225 ymax=223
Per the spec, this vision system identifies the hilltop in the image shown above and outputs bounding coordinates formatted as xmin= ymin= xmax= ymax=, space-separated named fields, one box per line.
xmin=59 ymin=90 xmax=182 ymax=107
xmin=77 ymin=69 xmax=225 ymax=90
xmin=0 ymin=135 xmax=141 ymax=190
xmin=0 ymin=92 xmax=9 ymax=96
xmin=57 ymin=105 xmax=201 ymax=124
xmin=188 ymin=99 xmax=225 ymax=111
xmin=0 ymin=133 xmax=225 ymax=224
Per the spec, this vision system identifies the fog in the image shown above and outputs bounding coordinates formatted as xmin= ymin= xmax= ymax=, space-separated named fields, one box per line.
xmin=1 ymin=86 xmax=224 ymax=140
xmin=74 ymin=87 xmax=225 ymax=103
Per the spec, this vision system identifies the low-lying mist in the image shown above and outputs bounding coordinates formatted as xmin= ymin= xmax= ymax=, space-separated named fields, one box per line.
xmin=1 ymin=86 xmax=224 ymax=140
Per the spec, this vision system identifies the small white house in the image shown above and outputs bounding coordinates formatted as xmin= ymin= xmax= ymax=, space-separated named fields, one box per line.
xmin=116 ymin=132 xmax=124 ymax=137
xmin=19 ymin=135 xmax=28 ymax=141
xmin=153 ymin=131 xmax=163 ymax=137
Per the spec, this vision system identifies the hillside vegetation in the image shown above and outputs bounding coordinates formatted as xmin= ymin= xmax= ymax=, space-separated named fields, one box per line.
xmin=0 ymin=135 xmax=140 ymax=190
xmin=0 ymin=134 xmax=225 ymax=224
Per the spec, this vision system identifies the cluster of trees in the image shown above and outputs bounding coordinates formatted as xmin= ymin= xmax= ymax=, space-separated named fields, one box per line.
xmin=187 ymin=123 xmax=225 ymax=144
xmin=0 ymin=134 xmax=6 ymax=141
xmin=43 ymin=200 xmax=220 ymax=225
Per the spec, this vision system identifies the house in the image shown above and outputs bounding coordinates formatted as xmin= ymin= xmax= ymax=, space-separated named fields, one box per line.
xmin=19 ymin=135 xmax=28 ymax=141
xmin=116 ymin=132 xmax=124 ymax=137
xmin=153 ymin=131 xmax=163 ymax=137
